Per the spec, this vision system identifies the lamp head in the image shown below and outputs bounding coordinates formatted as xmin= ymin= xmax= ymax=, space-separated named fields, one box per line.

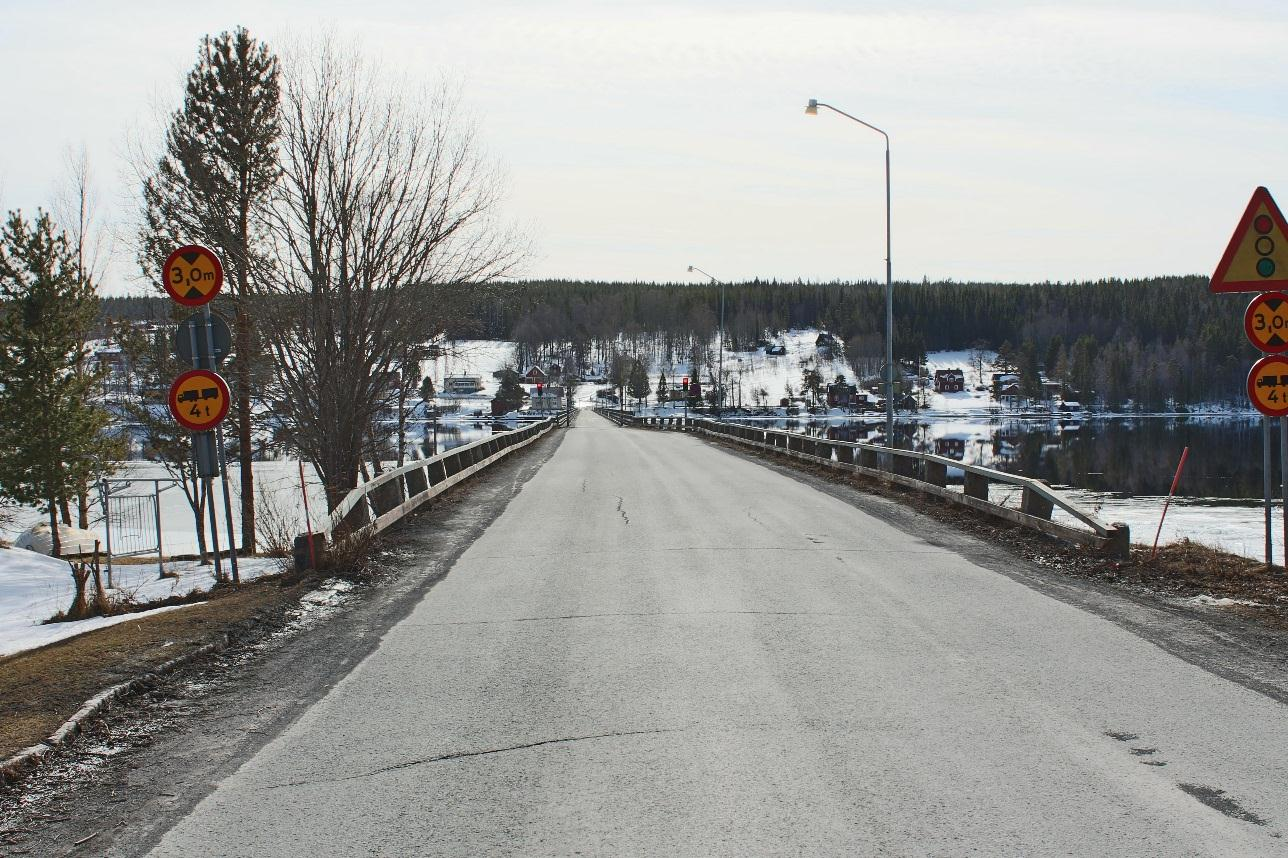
xmin=687 ymin=265 xmax=695 ymax=272
xmin=805 ymin=99 xmax=819 ymax=116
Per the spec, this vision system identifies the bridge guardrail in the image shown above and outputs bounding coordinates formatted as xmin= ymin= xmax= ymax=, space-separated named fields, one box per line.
xmin=596 ymin=407 xmax=1127 ymax=556
xmin=298 ymin=413 xmax=564 ymax=568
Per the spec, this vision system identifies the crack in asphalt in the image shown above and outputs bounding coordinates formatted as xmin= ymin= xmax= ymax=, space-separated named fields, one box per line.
xmin=615 ymin=495 xmax=630 ymax=525
xmin=406 ymin=609 xmax=854 ymax=627
xmin=262 ymin=727 xmax=689 ymax=791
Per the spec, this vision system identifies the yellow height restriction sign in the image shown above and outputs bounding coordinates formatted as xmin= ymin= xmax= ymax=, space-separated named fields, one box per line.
xmin=1212 ymin=187 xmax=1288 ymax=293
xmin=1245 ymin=291 xmax=1288 ymax=353
xmin=162 ymin=245 xmax=224 ymax=306
xmin=1247 ymin=355 xmax=1288 ymax=418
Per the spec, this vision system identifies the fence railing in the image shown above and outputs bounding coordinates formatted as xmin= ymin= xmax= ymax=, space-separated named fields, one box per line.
xmin=298 ymin=414 xmax=563 ymax=567
xmin=594 ymin=407 xmax=1128 ymax=556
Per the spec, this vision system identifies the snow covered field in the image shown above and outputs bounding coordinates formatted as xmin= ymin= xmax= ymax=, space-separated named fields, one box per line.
xmin=0 ymin=546 xmax=281 ymax=657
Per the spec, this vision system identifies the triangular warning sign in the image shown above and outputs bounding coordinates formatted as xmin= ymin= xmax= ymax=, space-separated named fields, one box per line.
xmin=1211 ymin=187 xmax=1288 ymax=293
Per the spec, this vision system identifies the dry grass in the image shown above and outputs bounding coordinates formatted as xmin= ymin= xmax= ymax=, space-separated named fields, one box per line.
xmin=1115 ymin=540 xmax=1288 ymax=603
xmin=0 ymin=576 xmax=308 ymax=760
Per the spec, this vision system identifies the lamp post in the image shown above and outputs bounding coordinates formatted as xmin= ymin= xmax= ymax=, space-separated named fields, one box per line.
xmin=687 ymin=265 xmax=725 ymax=417
xmin=805 ymin=98 xmax=895 ymax=447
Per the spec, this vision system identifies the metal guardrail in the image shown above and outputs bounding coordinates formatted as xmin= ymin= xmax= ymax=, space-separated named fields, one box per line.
xmin=302 ymin=415 xmax=563 ymax=563
xmin=594 ymin=407 xmax=1129 ymax=556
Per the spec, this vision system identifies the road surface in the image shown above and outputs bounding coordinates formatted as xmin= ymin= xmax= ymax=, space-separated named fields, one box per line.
xmin=147 ymin=411 xmax=1287 ymax=856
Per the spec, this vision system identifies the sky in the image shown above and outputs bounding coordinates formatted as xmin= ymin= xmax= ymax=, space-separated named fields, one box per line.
xmin=1 ymin=0 xmax=1287 ymax=294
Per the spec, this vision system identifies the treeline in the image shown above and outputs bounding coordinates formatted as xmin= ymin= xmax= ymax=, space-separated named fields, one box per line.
xmin=101 ymin=275 xmax=1255 ymax=408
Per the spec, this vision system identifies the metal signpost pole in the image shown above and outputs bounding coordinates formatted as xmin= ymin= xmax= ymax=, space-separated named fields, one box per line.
xmin=204 ymin=451 xmax=224 ymax=582
xmin=203 ymin=301 xmax=239 ymax=585
xmin=186 ymin=323 xmax=223 ymax=582
xmin=100 ymin=479 xmax=114 ymax=589
xmin=153 ymin=479 xmax=165 ymax=579
xmin=1281 ymin=417 xmax=1287 ymax=567
xmin=216 ymin=422 xmax=240 ymax=584
xmin=1265 ymin=417 xmax=1274 ymax=567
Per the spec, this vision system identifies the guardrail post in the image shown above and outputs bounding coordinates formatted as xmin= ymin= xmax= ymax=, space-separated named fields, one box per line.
xmin=1021 ymin=485 xmax=1054 ymax=520
xmin=964 ymin=471 xmax=989 ymax=500
xmin=923 ymin=460 xmax=947 ymax=487
xmin=293 ymin=532 xmax=327 ymax=571
xmin=405 ymin=464 xmax=429 ymax=497
xmin=1105 ymin=522 xmax=1131 ymax=558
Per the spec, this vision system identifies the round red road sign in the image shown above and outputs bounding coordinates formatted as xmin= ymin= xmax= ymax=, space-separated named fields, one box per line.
xmin=162 ymin=245 xmax=224 ymax=307
xmin=1247 ymin=355 xmax=1288 ymax=418
xmin=167 ymin=369 xmax=231 ymax=432
xmin=1245 ymin=291 xmax=1288 ymax=353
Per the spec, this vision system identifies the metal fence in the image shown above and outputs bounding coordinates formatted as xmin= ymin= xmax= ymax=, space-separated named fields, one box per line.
xmin=593 ymin=407 xmax=1129 ymax=556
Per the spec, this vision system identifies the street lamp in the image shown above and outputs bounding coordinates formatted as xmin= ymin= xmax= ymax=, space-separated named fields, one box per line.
xmin=687 ymin=264 xmax=725 ymax=417
xmin=805 ymin=98 xmax=895 ymax=448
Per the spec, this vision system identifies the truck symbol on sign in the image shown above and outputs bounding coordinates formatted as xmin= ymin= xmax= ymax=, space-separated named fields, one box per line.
xmin=1256 ymin=375 xmax=1288 ymax=389
xmin=176 ymin=387 xmax=220 ymax=403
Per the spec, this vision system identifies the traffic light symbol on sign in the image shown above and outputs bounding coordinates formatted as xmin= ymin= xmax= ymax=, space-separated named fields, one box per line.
xmin=1212 ymin=187 xmax=1288 ymax=293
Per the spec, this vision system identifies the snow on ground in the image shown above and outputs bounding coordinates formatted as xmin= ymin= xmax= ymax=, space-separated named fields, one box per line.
xmin=0 ymin=545 xmax=282 ymax=657
xmin=0 ymin=460 xmax=330 ymax=558
xmin=921 ymin=350 xmax=999 ymax=414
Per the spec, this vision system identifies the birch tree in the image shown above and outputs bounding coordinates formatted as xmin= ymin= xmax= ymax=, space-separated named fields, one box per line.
xmin=263 ymin=42 xmax=523 ymax=510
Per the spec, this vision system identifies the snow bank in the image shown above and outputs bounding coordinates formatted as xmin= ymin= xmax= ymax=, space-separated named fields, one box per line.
xmin=0 ymin=545 xmax=282 ymax=657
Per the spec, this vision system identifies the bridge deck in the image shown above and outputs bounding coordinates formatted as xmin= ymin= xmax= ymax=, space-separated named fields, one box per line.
xmin=150 ymin=410 xmax=1287 ymax=856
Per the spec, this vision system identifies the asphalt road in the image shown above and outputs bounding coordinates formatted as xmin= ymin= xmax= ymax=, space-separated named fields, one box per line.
xmin=147 ymin=411 xmax=1288 ymax=856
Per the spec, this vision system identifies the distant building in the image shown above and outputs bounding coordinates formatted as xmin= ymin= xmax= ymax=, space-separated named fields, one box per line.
xmin=766 ymin=343 xmax=787 ymax=356
xmin=815 ymin=332 xmax=839 ymax=352
xmin=522 ymin=366 xmax=547 ymax=384
xmin=826 ymin=381 xmax=858 ymax=408
xmin=444 ymin=375 xmax=484 ymax=394
xmin=935 ymin=437 xmax=967 ymax=459
xmin=529 ymin=393 xmax=561 ymax=412
xmin=934 ymin=369 xmax=965 ymax=393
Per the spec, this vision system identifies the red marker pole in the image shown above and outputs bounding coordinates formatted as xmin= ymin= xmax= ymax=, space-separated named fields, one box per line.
xmin=1152 ymin=447 xmax=1189 ymax=560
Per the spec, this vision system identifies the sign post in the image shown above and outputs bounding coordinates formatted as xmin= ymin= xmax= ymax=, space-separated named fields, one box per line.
xmin=1215 ymin=188 xmax=1288 ymax=569
xmin=162 ymin=245 xmax=239 ymax=584
xmin=1245 ymin=354 xmax=1288 ymax=566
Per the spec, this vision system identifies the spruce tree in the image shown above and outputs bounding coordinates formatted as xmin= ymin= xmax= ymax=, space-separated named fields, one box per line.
xmin=140 ymin=26 xmax=280 ymax=553
xmin=628 ymin=359 xmax=651 ymax=409
xmin=0 ymin=211 xmax=121 ymax=557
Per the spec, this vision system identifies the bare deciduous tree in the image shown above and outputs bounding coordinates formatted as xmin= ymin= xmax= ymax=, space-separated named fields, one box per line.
xmin=263 ymin=42 xmax=524 ymax=510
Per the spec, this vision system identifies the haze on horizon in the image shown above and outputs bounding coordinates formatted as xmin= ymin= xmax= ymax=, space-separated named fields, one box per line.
xmin=1 ymin=0 xmax=1285 ymax=295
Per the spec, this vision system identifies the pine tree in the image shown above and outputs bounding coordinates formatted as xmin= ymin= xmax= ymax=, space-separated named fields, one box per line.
xmin=140 ymin=26 xmax=280 ymax=553
xmin=1019 ymin=340 xmax=1043 ymax=401
xmin=494 ymin=370 xmax=524 ymax=413
xmin=628 ymin=359 xmax=651 ymax=409
xmin=655 ymin=370 xmax=668 ymax=404
xmin=0 ymin=211 xmax=122 ymax=558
